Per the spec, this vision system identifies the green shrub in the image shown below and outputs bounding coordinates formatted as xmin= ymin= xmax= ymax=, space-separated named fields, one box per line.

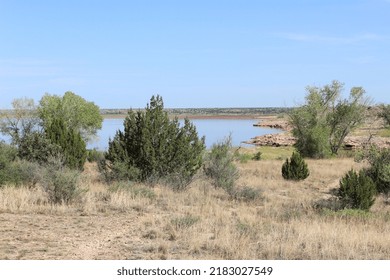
xmin=337 ymin=169 xmax=376 ymax=211
xmin=358 ymin=147 xmax=390 ymax=194
xmin=281 ymin=151 xmax=310 ymax=180
xmin=0 ymin=142 xmax=18 ymax=186
xmin=203 ymin=136 xmax=239 ymax=195
xmin=252 ymin=151 xmax=262 ymax=161
xmin=101 ymin=95 xmax=205 ymax=186
xmin=17 ymin=131 xmax=61 ymax=165
xmin=41 ymin=164 xmax=83 ymax=204
xmin=5 ymin=160 xmax=42 ymax=188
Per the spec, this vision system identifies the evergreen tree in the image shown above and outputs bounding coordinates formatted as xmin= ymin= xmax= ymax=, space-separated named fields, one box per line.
xmin=45 ymin=118 xmax=87 ymax=170
xmin=102 ymin=95 xmax=205 ymax=187
xmin=337 ymin=169 xmax=376 ymax=210
xmin=282 ymin=151 xmax=310 ymax=180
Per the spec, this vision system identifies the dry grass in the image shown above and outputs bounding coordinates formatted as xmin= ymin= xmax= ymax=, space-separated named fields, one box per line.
xmin=2 ymin=158 xmax=390 ymax=260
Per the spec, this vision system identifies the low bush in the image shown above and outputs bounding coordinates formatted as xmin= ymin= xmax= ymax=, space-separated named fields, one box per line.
xmin=252 ymin=151 xmax=262 ymax=161
xmin=281 ymin=151 xmax=310 ymax=181
xmin=40 ymin=164 xmax=83 ymax=204
xmin=5 ymin=160 xmax=42 ymax=188
xmin=358 ymin=147 xmax=390 ymax=194
xmin=0 ymin=143 xmax=17 ymax=186
xmin=337 ymin=169 xmax=376 ymax=211
xmin=203 ymin=136 xmax=239 ymax=195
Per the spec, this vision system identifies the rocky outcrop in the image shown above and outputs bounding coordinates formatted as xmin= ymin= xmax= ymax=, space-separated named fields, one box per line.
xmin=249 ymin=117 xmax=390 ymax=149
xmin=253 ymin=118 xmax=292 ymax=131
xmin=245 ymin=133 xmax=296 ymax=147
xmin=246 ymin=133 xmax=390 ymax=149
xmin=343 ymin=136 xmax=390 ymax=149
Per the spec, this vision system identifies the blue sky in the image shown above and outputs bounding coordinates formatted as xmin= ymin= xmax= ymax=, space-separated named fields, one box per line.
xmin=1 ymin=0 xmax=390 ymax=109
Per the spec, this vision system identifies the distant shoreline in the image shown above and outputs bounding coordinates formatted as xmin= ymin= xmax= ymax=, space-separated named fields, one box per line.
xmin=102 ymin=114 xmax=262 ymax=120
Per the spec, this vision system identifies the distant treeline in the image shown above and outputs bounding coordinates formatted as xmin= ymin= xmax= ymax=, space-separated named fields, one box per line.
xmin=100 ymin=107 xmax=294 ymax=116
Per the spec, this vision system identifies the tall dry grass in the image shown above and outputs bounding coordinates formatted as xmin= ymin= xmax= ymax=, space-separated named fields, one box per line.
xmin=2 ymin=158 xmax=390 ymax=259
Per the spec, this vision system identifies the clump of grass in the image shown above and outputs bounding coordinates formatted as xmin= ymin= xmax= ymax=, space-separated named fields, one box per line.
xmin=321 ymin=208 xmax=373 ymax=219
xmin=109 ymin=181 xmax=155 ymax=199
xmin=233 ymin=186 xmax=263 ymax=202
xmin=236 ymin=221 xmax=252 ymax=236
xmin=171 ymin=214 xmax=200 ymax=229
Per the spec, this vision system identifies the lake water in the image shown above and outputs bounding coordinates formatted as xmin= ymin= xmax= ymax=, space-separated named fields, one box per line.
xmin=87 ymin=118 xmax=281 ymax=150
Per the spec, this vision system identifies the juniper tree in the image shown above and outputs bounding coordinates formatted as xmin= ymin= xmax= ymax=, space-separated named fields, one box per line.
xmin=101 ymin=95 xmax=205 ymax=188
xmin=45 ymin=118 xmax=87 ymax=170
xmin=281 ymin=151 xmax=310 ymax=181
xmin=337 ymin=169 xmax=376 ymax=211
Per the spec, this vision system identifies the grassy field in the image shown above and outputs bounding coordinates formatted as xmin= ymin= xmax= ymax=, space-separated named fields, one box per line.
xmin=2 ymin=148 xmax=390 ymax=260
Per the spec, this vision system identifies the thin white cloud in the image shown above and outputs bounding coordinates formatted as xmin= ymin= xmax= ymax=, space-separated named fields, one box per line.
xmin=279 ymin=33 xmax=382 ymax=44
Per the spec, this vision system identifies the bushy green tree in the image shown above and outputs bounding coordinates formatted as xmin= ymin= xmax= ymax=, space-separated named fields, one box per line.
xmin=101 ymin=95 xmax=205 ymax=188
xmin=290 ymin=80 xmax=369 ymax=158
xmin=203 ymin=135 xmax=239 ymax=195
xmin=281 ymin=151 xmax=310 ymax=180
xmin=337 ymin=169 xmax=376 ymax=211
xmin=38 ymin=91 xmax=103 ymax=142
xmin=1 ymin=93 xmax=98 ymax=171
xmin=45 ymin=118 xmax=87 ymax=170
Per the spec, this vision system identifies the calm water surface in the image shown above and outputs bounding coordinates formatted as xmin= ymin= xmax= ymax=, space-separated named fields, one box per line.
xmin=88 ymin=118 xmax=281 ymax=150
